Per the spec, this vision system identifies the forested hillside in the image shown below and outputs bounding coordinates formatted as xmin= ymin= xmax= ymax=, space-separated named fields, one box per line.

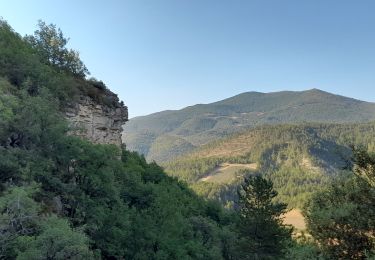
xmin=0 ymin=19 xmax=242 ymax=259
xmin=165 ymin=123 xmax=375 ymax=208
xmin=123 ymin=89 xmax=375 ymax=162
xmin=1 ymin=19 xmax=373 ymax=259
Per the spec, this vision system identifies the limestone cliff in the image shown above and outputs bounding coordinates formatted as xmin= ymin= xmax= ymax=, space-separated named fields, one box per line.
xmin=65 ymin=94 xmax=128 ymax=147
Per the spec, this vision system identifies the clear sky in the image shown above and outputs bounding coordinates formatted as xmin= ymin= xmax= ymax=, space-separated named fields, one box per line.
xmin=2 ymin=0 xmax=375 ymax=117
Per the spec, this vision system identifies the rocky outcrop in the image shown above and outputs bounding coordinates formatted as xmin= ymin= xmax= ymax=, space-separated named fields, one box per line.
xmin=65 ymin=95 xmax=128 ymax=147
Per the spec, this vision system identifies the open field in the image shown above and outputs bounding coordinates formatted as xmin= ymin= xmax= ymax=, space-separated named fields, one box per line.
xmin=283 ymin=209 xmax=306 ymax=230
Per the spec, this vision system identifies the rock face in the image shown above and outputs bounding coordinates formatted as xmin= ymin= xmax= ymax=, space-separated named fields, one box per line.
xmin=65 ymin=95 xmax=128 ymax=147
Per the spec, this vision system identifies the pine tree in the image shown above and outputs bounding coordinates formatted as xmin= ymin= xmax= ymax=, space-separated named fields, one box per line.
xmin=237 ymin=174 xmax=292 ymax=259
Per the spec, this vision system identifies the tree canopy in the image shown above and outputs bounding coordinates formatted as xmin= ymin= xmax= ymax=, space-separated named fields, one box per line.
xmin=304 ymin=148 xmax=375 ymax=259
xmin=26 ymin=20 xmax=89 ymax=78
xmin=1 ymin=18 xmax=373 ymax=260
xmin=236 ymin=175 xmax=292 ymax=259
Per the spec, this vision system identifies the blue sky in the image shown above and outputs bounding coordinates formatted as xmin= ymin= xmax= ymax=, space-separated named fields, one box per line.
xmin=2 ymin=0 xmax=375 ymax=117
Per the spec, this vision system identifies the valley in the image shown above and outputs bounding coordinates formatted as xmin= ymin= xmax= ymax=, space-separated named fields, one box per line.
xmin=124 ymin=89 xmax=375 ymax=163
xmin=122 ymin=90 xmax=375 ymax=244
xmin=1 ymin=4 xmax=374 ymax=257
xmin=162 ymin=123 xmax=375 ymax=208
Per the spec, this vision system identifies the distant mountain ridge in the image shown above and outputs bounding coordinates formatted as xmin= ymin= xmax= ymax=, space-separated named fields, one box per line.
xmin=123 ymin=89 xmax=375 ymax=162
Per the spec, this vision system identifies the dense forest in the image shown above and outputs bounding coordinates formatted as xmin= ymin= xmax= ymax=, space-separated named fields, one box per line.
xmin=124 ymin=87 xmax=375 ymax=163
xmin=165 ymin=123 xmax=375 ymax=208
xmin=0 ymin=19 xmax=374 ymax=259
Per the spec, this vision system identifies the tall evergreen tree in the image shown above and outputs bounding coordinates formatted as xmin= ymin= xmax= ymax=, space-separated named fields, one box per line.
xmin=236 ymin=174 xmax=292 ymax=259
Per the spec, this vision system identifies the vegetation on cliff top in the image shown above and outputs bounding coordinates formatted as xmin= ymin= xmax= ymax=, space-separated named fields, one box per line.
xmin=0 ymin=19 xmax=123 ymax=109
xmin=0 ymin=19 xmax=239 ymax=259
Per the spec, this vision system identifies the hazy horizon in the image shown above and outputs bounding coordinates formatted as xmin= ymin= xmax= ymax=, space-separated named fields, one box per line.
xmin=2 ymin=0 xmax=375 ymax=117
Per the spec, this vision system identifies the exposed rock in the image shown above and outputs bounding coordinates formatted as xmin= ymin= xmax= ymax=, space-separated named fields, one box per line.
xmin=52 ymin=196 xmax=63 ymax=215
xmin=65 ymin=95 xmax=128 ymax=147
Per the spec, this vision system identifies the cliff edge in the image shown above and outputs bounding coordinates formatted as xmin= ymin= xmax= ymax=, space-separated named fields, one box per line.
xmin=65 ymin=91 xmax=128 ymax=147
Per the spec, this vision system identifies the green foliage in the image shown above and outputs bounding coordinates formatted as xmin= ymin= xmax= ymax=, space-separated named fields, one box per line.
xmin=0 ymin=78 xmax=238 ymax=258
xmin=147 ymin=134 xmax=196 ymax=162
xmin=124 ymin=88 xmax=375 ymax=163
xmin=352 ymin=148 xmax=375 ymax=187
xmin=304 ymin=148 xmax=375 ymax=259
xmin=88 ymin=78 xmax=106 ymax=90
xmin=285 ymin=237 xmax=325 ymax=259
xmin=165 ymin=123 xmax=375 ymax=208
xmin=3 ymin=17 xmax=373 ymax=260
xmin=0 ymin=18 xmax=121 ymax=107
xmin=0 ymin=20 xmax=244 ymax=259
xmin=16 ymin=216 xmax=95 ymax=260
xmin=267 ymin=166 xmax=329 ymax=208
xmin=0 ymin=186 xmax=41 ymax=258
xmin=236 ymin=175 xmax=292 ymax=259
xmin=25 ymin=20 xmax=89 ymax=77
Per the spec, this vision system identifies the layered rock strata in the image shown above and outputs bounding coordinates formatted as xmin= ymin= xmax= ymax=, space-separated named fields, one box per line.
xmin=65 ymin=95 xmax=128 ymax=147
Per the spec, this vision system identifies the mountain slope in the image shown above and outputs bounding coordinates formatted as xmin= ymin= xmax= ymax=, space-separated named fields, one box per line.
xmin=0 ymin=19 xmax=242 ymax=259
xmin=164 ymin=123 xmax=375 ymax=207
xmin=123 ymin=89 xmax=375 ymax=162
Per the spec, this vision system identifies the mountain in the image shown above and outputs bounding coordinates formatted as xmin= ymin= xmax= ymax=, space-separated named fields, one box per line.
xmin=164 ymin=122 xmax=375 ymax=208
xmin=0 ymin=19 xmax=243 ymax=259
xmin=2 ymin=18 xmax=373 ymax=259
xmin=123 ymin=89 xmax=375 ymax=162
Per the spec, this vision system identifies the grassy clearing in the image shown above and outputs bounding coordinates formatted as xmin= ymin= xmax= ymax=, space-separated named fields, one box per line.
xmin=199 ymin=163 xmax=257 ymax=183
xmin=283 ymin=209 xmax=306 ymax=230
